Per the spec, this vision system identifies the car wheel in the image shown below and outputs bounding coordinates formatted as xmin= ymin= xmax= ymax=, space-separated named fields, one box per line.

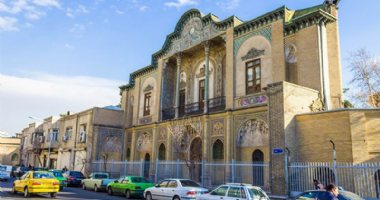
xmin=108 ymin=187 xmax=113 ymax=195
xmin=12 ymin=185 xmax=17 ymax=194
xmin=24 ymin=187 xmax=30 ymax=198
xmin=94 ymin=184 xmax=98 ymax=192
xmin=82 ymin=184 xmax=86 ymax=190
xmin=173 ymin=195 xmax=180 ymax=200
xmin=125 ymin=189 xmax=131 ymax=199
xmin=145 ymin=192 xmax=152 ymax=200
xmin=50 ymin=192 xmax=57 ymax=198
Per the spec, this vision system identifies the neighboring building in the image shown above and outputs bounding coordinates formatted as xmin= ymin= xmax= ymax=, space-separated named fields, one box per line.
xmin=57 ymin=107 xmax=123 ymax=175
xmin=0 ymin=136 xmax=20 ymax=165
xmin=118 ymin=0 xmax=379 ymax=196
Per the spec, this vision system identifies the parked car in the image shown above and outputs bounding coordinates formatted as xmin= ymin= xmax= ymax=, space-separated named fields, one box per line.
xmin=13 ymin=166 xmax=29 ymax=178
xmin=63 ymin=170 xmax=85 ymax=186
xmin=0 ymin=165 xmax=12 ymax=181
xmin=82 ymin=172 xmax=116 ymax=192
xmin=107 ymin=176 xmax=154 ymax=198
xmin=144 ymin=179 xmax=208 ymax=200
xmin=12 ymin=171 xmax=60 ymax=198
xmin=295 ymin=190 xmax=364 ymax=200
xmin=196 ymin=183 xmax=269 ymax=200
xmin=49 ymin=169 xmax=68 ymax=191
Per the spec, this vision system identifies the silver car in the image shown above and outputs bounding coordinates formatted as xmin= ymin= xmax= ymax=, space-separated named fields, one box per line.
xmin=144 ymin=179 xmax=208 ymax=200
xmin=196 ymin=183 xmax=269 ymax=200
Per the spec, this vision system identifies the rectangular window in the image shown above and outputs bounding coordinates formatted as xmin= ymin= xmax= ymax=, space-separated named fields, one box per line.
xmin=52 ymin=129 xmax=58 ymax=141
xmin=246 ymin=59 xmax=261 ymax=94
xmin=144 ymin=92 xmax=151 ymax=116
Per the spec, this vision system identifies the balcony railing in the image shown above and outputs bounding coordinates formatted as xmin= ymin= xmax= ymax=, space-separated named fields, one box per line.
xmin=161 ymin=96 xmax=226 ymax=120
xmin=208 ymin=96 xmax=226 ymax=113
xmin=162 ymin=107 xmax=175 ymax=121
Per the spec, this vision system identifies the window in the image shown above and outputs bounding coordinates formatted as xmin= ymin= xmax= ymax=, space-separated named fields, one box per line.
xmin=211 ymin=186 xmax=228 ymax=196
xmin=167 ymin=180 xmax=177 ymax=188
xmin=228 ymin=186 xmax=243 ymax=198
xmin=212 ymin=140 xmax=224 ymax=160
xmin=144 ymin=92 xmax=152 ymax=116
xmin=246 ymin=59 xmax=261 ymax=94
xmin=52 ymin=129 xmax=58 ymax=142
xmin=159 ymin=180 xmax=169 ymax=187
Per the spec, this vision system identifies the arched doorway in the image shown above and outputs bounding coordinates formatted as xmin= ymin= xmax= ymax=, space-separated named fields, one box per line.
xmin=252 ymin=150 xmax=264 ymax=186
xmin=212 ymin=139 xmax=224 ymax=185
xmin=144 ymin=153 xmax=150 ymax=179
xmin=158 ymin=144 xmax=166 ymax=160
xmin=190 ymin=137 xmax=202 ymax=182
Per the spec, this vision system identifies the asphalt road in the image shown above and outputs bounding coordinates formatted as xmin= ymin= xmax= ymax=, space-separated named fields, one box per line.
xmin=0 ymin=179 xmax=142 ymax=200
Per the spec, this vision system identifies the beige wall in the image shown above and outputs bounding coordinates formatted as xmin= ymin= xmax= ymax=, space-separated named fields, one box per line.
xmin=295 ymin=110 xmax=380 ymax=163
xmin=0 ymin=137 xmax=20 ymax=165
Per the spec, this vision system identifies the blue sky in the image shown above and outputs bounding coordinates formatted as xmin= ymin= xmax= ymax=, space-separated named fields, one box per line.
xmin=1 ymin=0 xmax=380 ymax=134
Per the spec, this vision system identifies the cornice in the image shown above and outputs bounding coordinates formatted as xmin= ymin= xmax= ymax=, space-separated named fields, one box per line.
xmin=234 ymin=6 xmax=285 ymax=38
xmin=284 ymin=8 xmax=337 ymax=36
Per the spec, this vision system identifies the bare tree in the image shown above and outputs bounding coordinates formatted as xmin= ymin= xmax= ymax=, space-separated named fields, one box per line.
xmin=347 ymin=48 xmax=380 ymax=108
xmin=167 ymin=117 xmax=203 ymax=182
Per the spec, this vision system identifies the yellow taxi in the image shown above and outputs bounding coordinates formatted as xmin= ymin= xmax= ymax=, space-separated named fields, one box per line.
xmin=12 ymin=171 xmax=60 ymax=198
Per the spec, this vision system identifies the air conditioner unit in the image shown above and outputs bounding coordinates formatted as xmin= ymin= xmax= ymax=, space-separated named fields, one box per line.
xmin=63 ymin=134 xmax=69 ymax=142
xmin=79 ymin=132 xmax=86 ymax=143
xmin=39 ymin=135 xmax=45 ymax=143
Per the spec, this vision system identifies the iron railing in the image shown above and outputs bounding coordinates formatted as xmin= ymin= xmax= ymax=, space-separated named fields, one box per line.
xmin=162 ymin=107 xmax=175 ymax=120
xmin=208 ymin=96 xmax=226 ymax=112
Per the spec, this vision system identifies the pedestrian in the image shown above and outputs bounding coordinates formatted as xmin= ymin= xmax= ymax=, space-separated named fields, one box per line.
xmin=313 ymin=179 xmax=324 ymax=190
xmin=323 ymin=184 xmax=339 ymax=200
xmin=62 ymin=166 xmax=68 ymax=172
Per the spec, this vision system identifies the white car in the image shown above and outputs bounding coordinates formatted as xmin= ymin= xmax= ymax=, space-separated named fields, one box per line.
xmin=196 ymin=183 xmax=269 ymax=200
xmin=144 ymin=179 xmax=208 ymax=200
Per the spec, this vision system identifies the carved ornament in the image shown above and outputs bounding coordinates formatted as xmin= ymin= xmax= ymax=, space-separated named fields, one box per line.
xmin=241 ymin=48 xmax=265 ymax=61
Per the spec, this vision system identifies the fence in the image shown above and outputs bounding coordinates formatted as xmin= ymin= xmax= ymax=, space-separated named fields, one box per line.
xmin=91 ymin=160 xmax=380 ymax=199
xmin=289 ymin=162 xmax=380 ymax=200
xmin=91 ymin=159 xmax=270 ymax=191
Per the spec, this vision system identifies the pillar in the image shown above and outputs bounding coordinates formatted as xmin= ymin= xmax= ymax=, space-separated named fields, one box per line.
xmin=204 ymin=41 xmax=210 ymax=114
xmin=175 ymin=54 xmax=181 ymax=118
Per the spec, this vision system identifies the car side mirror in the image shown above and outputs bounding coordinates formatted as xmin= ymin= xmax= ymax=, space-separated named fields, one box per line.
xmin=155 ymin=184 xmax=160 ymax=187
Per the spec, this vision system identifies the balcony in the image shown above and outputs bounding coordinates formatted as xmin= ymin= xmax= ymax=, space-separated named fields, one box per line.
xmin=162 ymin=96 xmax=226 ymax=120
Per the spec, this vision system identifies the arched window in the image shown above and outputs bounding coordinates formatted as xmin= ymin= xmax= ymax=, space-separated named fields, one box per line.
xmin=158 ymin=144 xmax=166 ymax=160
xmin=11 ymin=153 xmax=19 ymax=162
xmin=144 ymin=153 xmax=150 ymax=179
xmin=212 ymin=139 xmax=224 ymax=160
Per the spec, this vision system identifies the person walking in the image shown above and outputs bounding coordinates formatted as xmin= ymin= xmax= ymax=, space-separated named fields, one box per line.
xmin=313 ymin=179 xmax=324 ymax=190
xmin=321 ymin=184 xmax=339 ymax=200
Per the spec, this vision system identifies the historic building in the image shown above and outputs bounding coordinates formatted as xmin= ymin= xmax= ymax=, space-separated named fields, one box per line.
xmin=20 ymin=107 xmax=123 ymax=175
xmin=116 ymin=0 xmax=380 ymax=195
xmin=0 ymin=136 xmax=20 ymax=166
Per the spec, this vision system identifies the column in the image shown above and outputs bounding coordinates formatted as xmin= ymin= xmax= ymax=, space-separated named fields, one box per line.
xmin=130 ymin=130 xmax=137 ymax=161
xmin=175 ymin=54 xmax=181 ymax=118
xmin=225 ymin=111 xmax=233 ymax=182
xmin=160 ymin=59 xmax=168 ymax=120
xmin=204 ymin=41 xmax=210 ymax=114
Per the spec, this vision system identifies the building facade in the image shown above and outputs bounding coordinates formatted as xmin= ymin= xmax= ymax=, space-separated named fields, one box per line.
xmin=117 ymin=1 xmax=379 ymax=195
xmin=0 ymin=136 xmax=20 ymax=166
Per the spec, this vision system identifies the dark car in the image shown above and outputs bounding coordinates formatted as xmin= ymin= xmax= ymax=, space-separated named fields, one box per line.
xmin=13 ymin=166 xmax=29 ymax=177
xmin=295 ymin=190 xmax=364 ymax=200
xmin=63 ymin=171 xmax=85 ymax=186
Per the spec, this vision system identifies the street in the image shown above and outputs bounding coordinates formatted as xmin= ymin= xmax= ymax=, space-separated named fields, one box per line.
xmin=0 ymin=179 xmax=141 ymax=200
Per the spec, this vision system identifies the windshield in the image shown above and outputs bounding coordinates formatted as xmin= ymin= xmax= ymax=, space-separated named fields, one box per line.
xmin=33 ymin=172 xmax=55 ymax=179
xmin=247 ymin=188 xmax=267 ymax=198
xmin=94 ymin=174 xmax=108 ymax=179
xmin=131 ymin=177 xmax=150 ymax=183
xmin=70 ymin=172 xmax=84 ymax=177
xmin=52 ymin=172 xmax=63 ymax=177
xmin=180 ymin=180 xmax=201 ymax=187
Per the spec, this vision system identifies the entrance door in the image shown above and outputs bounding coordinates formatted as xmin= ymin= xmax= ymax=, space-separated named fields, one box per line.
xmin=252 ymin=150 xmax=264 ymax=186
xmin=199 ymin=80 xmax=205 ymax=111
xmin=190 ymin=138 xmax=202 ymax=183
xmin=144 ymin=153 xmax=150 ymax=179
xmin=179 ymin=89 xmax=186 ymax=115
